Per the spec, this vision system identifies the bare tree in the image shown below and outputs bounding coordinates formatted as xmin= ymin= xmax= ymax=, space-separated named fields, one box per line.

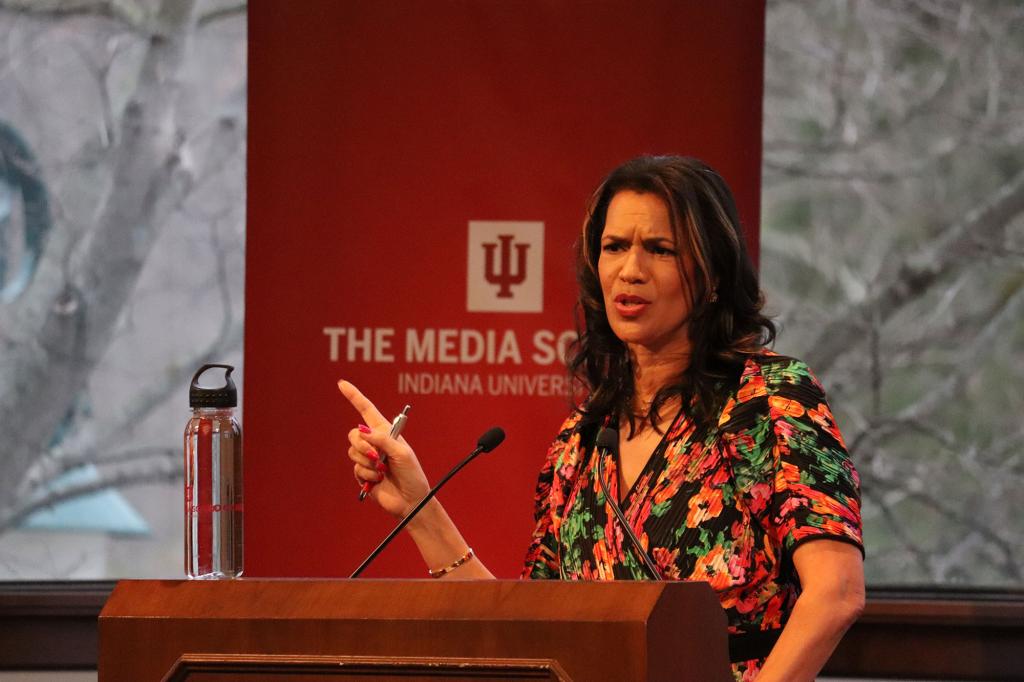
xmin=0 ymin=0 xmax=246 ymax=576
xmin=763 ymin=0 xmax=1024 ymax=586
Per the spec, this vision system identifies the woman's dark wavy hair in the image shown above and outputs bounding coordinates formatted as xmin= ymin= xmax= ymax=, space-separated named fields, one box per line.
xmin=569 ymin=155 xmax=775 ymax=435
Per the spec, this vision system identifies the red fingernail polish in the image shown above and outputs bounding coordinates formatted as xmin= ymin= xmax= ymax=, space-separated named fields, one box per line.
xmin=358 ymin=424 xmax=371 ymax=434
xmin=367 ymin=450 xmax=379 ymax=462
xmin=377 ymin=463 xmax=387 ymax=474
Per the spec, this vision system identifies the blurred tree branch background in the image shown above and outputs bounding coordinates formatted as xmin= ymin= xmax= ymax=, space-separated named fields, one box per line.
xmin=762 ymin=0 xmax=1024 ymax=586
xmin=0 ymin=0 xmax=245 ymax=576
xmin=0 ymin=0 xmax=1020 ymax=586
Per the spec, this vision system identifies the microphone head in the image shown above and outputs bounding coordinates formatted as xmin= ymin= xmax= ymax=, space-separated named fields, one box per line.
xmin=595 ymin=426 xmax=619 ymax=453
xmin=477 ymin=427 xmax=506 ymax=453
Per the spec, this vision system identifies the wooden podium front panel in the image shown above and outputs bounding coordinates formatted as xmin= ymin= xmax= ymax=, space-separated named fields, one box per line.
xmin=163 ymin=653 xmax=569 ymax=680
xmin=98 ymin=580 xmax=732 ymax=682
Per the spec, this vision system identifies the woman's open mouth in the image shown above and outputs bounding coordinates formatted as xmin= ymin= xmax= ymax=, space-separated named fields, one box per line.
xmin=613 ymin=293 xmax=651 ymax=317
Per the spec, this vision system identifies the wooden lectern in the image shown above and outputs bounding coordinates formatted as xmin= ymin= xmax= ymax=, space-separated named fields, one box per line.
xmin=99 ymin=579 xmax=732 ymax=681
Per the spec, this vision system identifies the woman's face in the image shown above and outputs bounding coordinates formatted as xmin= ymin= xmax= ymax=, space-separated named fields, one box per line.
xmin=598 ymin=190 xmax=694 ymax=356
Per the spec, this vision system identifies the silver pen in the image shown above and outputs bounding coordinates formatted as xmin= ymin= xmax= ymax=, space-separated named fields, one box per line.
xmin=359 ymin=404 xmax=410 ymax=501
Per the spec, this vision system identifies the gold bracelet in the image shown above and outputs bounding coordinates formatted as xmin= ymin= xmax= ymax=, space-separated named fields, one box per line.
xmin=428 ymin=547 xmax=474 ymax=578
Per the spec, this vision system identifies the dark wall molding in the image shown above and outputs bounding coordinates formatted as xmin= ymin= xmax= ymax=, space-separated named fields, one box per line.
xmin=1 ymin=581 xmax=1022 ymax=678
xmin=826 ymin=587 xmax=1024 ymax=680
xmin=0 ymin=581 xmax=111 ymax=669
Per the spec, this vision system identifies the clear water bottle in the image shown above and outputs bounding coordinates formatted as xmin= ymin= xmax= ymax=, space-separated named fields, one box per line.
xmin=184 ymin=364 xmax=243 ymax=579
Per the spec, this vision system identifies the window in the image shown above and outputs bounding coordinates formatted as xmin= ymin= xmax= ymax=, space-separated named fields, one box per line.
xmin=762 ymin=1 xmax=1024 ymax=589
xmin=0 ymin=0 xmax=246 ymax=580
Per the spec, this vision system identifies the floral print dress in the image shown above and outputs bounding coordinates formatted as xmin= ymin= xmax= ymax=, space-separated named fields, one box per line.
xmin=522 ymin=353 xmax=863 ymax=681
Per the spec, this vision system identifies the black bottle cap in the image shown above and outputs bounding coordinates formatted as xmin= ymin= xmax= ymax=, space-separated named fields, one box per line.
xmin=189 ymin=364 xmax=237 ymax=408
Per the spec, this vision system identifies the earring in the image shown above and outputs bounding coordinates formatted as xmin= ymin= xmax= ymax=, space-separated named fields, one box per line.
xmin=709 ymin=291 xmax=719 ymax=303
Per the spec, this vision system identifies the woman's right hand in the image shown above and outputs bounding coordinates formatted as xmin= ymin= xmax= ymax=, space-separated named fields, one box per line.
xmin=338 ymin=380 xmax=431 ymax=518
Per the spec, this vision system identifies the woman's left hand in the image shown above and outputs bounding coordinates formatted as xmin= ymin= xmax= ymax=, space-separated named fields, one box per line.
xmin=754 ymin=539 xmax=865 ymax=682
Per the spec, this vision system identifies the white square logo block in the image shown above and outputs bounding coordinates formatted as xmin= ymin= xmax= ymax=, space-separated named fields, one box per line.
xmin=466 ymin=221 xmax=544 ymax=312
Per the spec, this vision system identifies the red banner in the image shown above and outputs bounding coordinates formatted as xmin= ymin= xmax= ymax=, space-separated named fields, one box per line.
xmin=246 ymin=1 xmax=765 ymax=577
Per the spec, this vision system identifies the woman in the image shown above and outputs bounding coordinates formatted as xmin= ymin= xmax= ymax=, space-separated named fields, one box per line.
xmin=341 ymin=155 xmax=864 ymax=681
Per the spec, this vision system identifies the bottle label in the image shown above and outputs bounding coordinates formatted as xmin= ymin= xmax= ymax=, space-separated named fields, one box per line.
xmin=187 ymin=502 xmax=245 ymax=513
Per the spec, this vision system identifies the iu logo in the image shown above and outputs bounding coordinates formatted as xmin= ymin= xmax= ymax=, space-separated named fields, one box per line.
xmin=467 ymin=221 xmax=544 ymax=312
xmin=483 ymin=235 xmax=529 ymax=298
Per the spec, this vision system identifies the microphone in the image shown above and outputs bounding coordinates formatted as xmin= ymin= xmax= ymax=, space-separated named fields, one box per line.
xmin=595 ymin=426 xmax=618 ymax=454
xmin=477 ymin=426 xmax=505 ymax=453
xmin=595 ymin=426 xmax=662 ymax=580
xmin=350 ymin=426 xmax=506 ymax=578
